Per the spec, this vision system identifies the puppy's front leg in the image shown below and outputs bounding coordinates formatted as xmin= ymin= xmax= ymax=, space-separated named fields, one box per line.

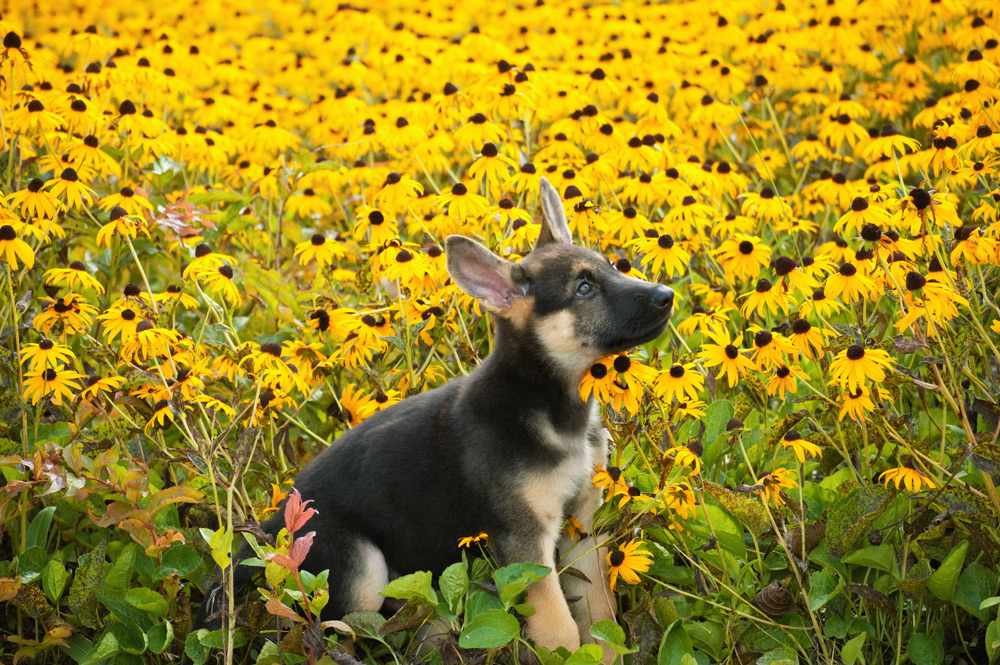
xmin=498 ymin=533 xmax=580 ymax=652
xmin=560 ymin=479 xmax=617 ymax=641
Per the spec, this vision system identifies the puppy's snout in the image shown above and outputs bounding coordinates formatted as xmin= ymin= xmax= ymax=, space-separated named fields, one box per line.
xmin=649 ymin=285 xmax=674 ymax=310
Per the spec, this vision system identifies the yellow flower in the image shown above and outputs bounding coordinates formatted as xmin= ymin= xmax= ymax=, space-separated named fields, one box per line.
xmin=780 ymin=430 xmax=822 ymax=463
xmin=457 ymin=532 xmax=489 ymax=548
xmin=759 ymin=467 xmax=797 ymax=505
xmin=606 ymin=540 xmax=653 ymax=591
xmin=829 ymin=345 xmax=894 ymax=392
xmin=0 ymin=223 xmax=35 ymax=269
xmin=20 ymin=339 xmax=75 ymax=372
xmin=665 ymin=443 xmax=702 ymax=476
xmin=23 ymin=367 xmax=84 ymax=405
xmin=654 ymin=363 xmax=704 ymax=403
xmin=880 ymin=465 xmax=937 ymax=492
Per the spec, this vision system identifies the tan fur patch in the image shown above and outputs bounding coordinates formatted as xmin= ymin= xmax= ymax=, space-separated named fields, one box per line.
xmin=503 ymin=295 xmax=535 ymax=330
xmin=534 ymin=310 xmax=594 ymax=376
xmin=525 ymin=572 xmax=581 ymax=651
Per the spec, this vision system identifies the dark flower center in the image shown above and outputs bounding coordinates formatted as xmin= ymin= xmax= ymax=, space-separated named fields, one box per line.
xmin=218 ymin=265 xmax=234 ymax=279
xmin=658 ymin=234 xmax=674 ymax=249
xmin=846 ymin=345 xmax=865 ymax=360
xmin=905 ymin=271 xmax=926 ymax=291
xmin=909 ymin=187 xmax=931 ymax=210
xmin=609 ymin=550 xmax=625 ymax=567
xmin=754 ymin=330 xmax=772 ymax=347
xmin=311 ymin=234 xmax=325 ymax=245
xmin=451 ymin=183 xmax=467 ymax=196
xmin=613 ymin=356 xmax=631 ymax=373
xmin=724 ymin=344 xmax=738 ymax=359
xmin=43 ymin=368 xmax=58 ymax=381
xmin=0 ymin=225 xmax=15 ymax=241
xmin=839 ymin=263 xmax=857 ymax=276
xmin=755 ymin=278 xmax=772 ymax=293
xmin=669 ymin=365 xmax=685 ymax=378
xmin=792 ymin=319 xmax=811 ymax=334
xmin=738 ymin=240 xmax=754 ymax=255
xmin=774 ymin=256 xmax=796 ymax=276
xmin=481 ymin=143 xmax=498 ymax=157
xmin=590 ymin=363 xmax=608 ymax=379
xmin=851 ymin=197 xmax=868 ymax=212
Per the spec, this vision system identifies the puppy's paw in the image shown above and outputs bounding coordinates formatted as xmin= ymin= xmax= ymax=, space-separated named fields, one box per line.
xmin=527 ymin=616 xmax=581 ymax=653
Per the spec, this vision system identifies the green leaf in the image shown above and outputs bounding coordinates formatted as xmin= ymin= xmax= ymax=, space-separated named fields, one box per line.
xmin=927 ymin=540 xmax=967 ymax=601
xmin=381 ymin=570 xmax=438 ymax=604
xmin=439 ymin=561 xmax=468 ymax=614
xmin=987 ymin=620 xmax=1000 ymax=664
xmin=42 ymin=559 xmax=70 ymax=605
xmin=458 ymin=609 xmax=520 ymax=648
xmin=183 ymin=631 xmax=208 ymax=665
xmin=701 ymin=400 xmax=735 ymax=466
xmin=826 ymin=486 xmax=893 ymax=558
xmin=26 ymin=506 xmax=56 ymax=550
xmin=147 ymin=623 xmax=173 ymax=654
xmin=842 ymin=544 xmax=895 ymax=573
xmin=466 ymin=587 xmax=504 ymax=621
xmin=657 ymin=621 xmax=694 ymax=665
xmin=94 ymin=588 xmax=155 ymax=631
xmin=754 ymin=647 xmax=798 ymax=665
xmin=841 ymin=632 xmax=866 ymax=665
xmin=685 ymin=621 xmax=725 ymax=660
xmin=200 ymin=527 xmax=233 ymax=571
xmin=808 ymin=570 xmax=840 ymax=611
xmin=342 ymin=611 xmax=385 ymax=640
xmin=907 ymin=628 xmax=944 ymax=665
xmin=125 ymin=588 xmax=168 ymax=618
xmin=158 ymin=544 xmax=203 ymax=579
xmin=80 ymin=630 xmax=120 ymax=665
xmin=105 ymin=544 xmax=137 ymax=589
xmin=693 ymin=503 xmax=745 ymax=560
xmin=108 ymin=623 xmax=147 ymax=655
xmin=590 ymin=619 xmax=626 ymax=646
xmin=565 ymin=644 xmax=605 ymax=665
xmin=69 ymin=539 xmax=107 ymax=630
xmin=19 ymin=546 xmax=49 ymax=584
xmin=955 ymin=563 xmax=996 ymax=619
xmin=493 ymin=562 xmax=551 ymax=608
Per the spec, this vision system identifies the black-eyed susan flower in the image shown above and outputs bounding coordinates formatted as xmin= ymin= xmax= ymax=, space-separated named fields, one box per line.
xmin=33 ymin=295 xmax=96 ymax=336
xmin=7 ymin=178 xmax=60 ymax=218
xmin=144 ymin=399 xmax=176 ymax=435
xmin=195 ymin=264 xmax=242 ymax=306
xmin=457 ymin=532 xmax=489 ymax=548
xmin=787 ymin=318 xmax=834 ymax=360
xmin=293 ymin=234 xmax=347 ymax=267
xmin=825 ymin=261 xmax=877 ymax=304
xmin=750 ymin=327 xmax=796 ymax=372
xmin=0 ymin=223 xmax=35 ymax=269
xmin=829 ymin=345 xmax=893 ymax=392
xmin=880 ymin=465 xmax=936 ymax=492
xmin=715 ymin=234 xmax=772 ymax=281
xmin=467 ymin=143 xmax=517 ymax=198
xmin=98 ymin=186 xmax=154 ymax=216
xmin=780 ymin=430 xmax=822 ymax=463
xmin=699 ymin=326 xmax=755 ymax=388
xmin=741 ymin=278 xmax=793 ymax=318
xmin=759 ymin=467 xmax=797 ymax=504
xmin=579 ymin=359 xmax=616 ymax=403
xmin=43 ymin=261 xmax=104 ymax=294
xmin=79 ymin=374 xmax=126 ymax=404
xmin=665 ymin=441 xmax=702 ymax=476
xmin=606 ymin=540 xmax=653 ymax=591
xmin=767 ymin=364 xmax=806 ymax=400
xmin=862 ymin=124 xmax=921 ymax=161
xmin=45 ymin=168 xmax=94 ymax=210
xmin=20 ymin=339 xmax=74 ymax=372
xmin=22 ymin=367 xmax=84 ymax=405
xmin=97 ymin=306 xmax=143 ymax=343
xmin=654 ymin=363 xmax=704 ymax=403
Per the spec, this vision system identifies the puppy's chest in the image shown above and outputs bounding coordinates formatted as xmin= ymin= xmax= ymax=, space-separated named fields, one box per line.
xmin=520 ymin=409 xmax=602 ymax=526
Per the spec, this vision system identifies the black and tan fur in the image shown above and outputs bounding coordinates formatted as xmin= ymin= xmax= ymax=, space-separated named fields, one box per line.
xmin=193 ymin=178 xmax=674 ymax=653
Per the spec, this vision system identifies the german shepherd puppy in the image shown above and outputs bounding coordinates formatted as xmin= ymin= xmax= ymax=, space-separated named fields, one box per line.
xmin=194 ymin=178 xmax=673 ymax=653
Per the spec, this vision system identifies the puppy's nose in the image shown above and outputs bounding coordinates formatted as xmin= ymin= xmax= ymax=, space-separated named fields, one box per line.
xmin=650 ymin=285 xmax=674 ymax=309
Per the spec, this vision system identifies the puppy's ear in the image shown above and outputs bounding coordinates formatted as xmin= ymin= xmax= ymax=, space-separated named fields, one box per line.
xmin=536 ymin=177 xmax=573 ymax=248
xmin=445 ymin=236 xmax=526 ymax=311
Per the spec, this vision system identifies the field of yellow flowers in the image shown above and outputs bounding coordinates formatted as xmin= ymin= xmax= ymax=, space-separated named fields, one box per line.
xmin=2 ymin=0 xmax=1000 ymax=663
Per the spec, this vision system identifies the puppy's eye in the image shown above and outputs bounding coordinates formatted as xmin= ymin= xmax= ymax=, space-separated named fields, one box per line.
xmin=576 ymin=280 xmax=596 ymax=297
